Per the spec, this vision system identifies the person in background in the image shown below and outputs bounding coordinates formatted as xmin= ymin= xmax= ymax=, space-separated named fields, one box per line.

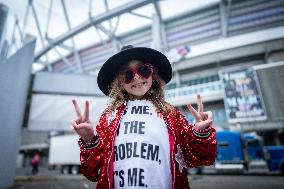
xmin=31 ymin=152 xmax=40 ymax=175
xmin=71 ymin=45 xmax=217 ymax=189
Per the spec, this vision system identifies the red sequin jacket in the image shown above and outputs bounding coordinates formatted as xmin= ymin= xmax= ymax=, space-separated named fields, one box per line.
xmin=79 ymin=104 xmax=217 ymax=189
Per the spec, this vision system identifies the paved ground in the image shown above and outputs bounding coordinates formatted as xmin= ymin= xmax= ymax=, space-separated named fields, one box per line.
xmin=188 ymin=174 xmax=284 ymax=189
xmin=12 ymin=174 xmax=284 ymax=189
xmin=13 ymin=175 xmax=97 ymax=189
xmin=11 ymin=167 xmax=284 ymax=189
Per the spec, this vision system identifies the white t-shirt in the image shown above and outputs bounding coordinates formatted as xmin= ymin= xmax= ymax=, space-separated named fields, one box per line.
xmin=113 ymin=100 xmax=172 ymax=189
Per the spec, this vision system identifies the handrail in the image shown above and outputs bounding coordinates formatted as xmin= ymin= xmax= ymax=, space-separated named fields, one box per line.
xmin=165 ymin=81 xmax=223 ymax=100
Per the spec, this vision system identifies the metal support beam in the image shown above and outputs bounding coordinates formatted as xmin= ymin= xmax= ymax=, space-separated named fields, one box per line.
xmin=22 ymin=1 xmax=30 ymax=35
xmin=88 ymin=4 xmax=117 ymax=54
xmin=10 ymin=17 xmax=24 ymax=52
xmin=220 ymin=0 xmax=231 ymax=37
xmin=129 ymin=11 xmax=152 ymax=20
xmin=103 ymin=0 xmax=113 ymax=31
xmin=88 ymin=0 xmax=93 ymax=18
xmin=10 ymin=17 xmax=24 ymax=48
xmin=96 ymin=24 xmax=121 ymax=51
xmin=11 ymin=19 xmax=19 ymax=49
xmin=89 ymin=0 xmax=121 ymax=52
xmin=29 ymin=0 xmax=52 ymax=71
xmin=153 ymin=1 xmax=168 ymax=51
xmin=151 ymin=14 xmax=162 ymax=51
xmin=44 ymin=0 xmax=53 ymax=36
xmin=153 ymin=1 xmax=162 ymax=21
xmin=30 ymin=1 xmax=44 ymax=46
xmin=35 ymin=0 xmax=160 ymax=61
xmin=53 ymin=47 xmax=78 ymax=73
xmin=112 ymin=16 xmax=120 ymax=35
xmin=93 ymin=26 xmax=113 ymax=52
xmin=160 ymin=22 xmax=168 ymax=51
xmin=46 ymin=37 xmax=78 ymax=73
xmin=175 ymin=71 xmax=181 ymax=88
xmin=60 ymin=0 xmax=83 ymax=73
xmin=45 ymin=36 xmax=73 ymax=51
xmin=264 ymin=49 xmax=270 ymax=63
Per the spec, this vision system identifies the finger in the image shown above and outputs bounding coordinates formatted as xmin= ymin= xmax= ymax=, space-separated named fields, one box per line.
xmin=204 ymin=111 xmax=213 ymax=121
xmin=72 ymin=99 xmax=82 ymax=118
xmin=197 ymin=94 xmax=203 ymax=113
xmin=84 ymin=100 xmax=90 ymax=122
xmin=70 ymin=125 xmax=75 ymax=130
xmin=76 ymin=123 xmax=93 ymax=134
xmin=77 ymin=122 xmax=90 ymax=129
xmin=200 ymin=112 xmax=208 ymax=121
xmin=71 ymin=120 xmax=78 ymax=131
xmin=187 ymin=103 xmax=202 ymax=122
xmin=71 ymin=119 xmax=78 ymax=128
xmin=195 ymin=119 xmax=212 ymax=130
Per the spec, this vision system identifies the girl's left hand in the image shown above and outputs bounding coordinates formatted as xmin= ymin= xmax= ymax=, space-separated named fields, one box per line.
xmin=187 ymin=94 xmax=213 ymax=130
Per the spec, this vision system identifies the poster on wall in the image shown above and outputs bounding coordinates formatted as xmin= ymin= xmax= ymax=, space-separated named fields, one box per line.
xmin=219 ymin=67 xmax=267 ymax=123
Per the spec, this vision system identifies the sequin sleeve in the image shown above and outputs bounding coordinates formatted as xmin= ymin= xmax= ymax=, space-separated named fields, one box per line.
xmin=78 ymin=110 xmax=108 ymax=182
xmin=175 ymin=110 xmax=217 ymax=168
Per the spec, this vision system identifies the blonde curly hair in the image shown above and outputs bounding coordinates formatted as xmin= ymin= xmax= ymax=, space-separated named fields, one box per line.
xmin=107 ymin=62 xmax=175 ymax=115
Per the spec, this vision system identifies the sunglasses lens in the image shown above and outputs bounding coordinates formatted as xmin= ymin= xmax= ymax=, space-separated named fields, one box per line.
xmin=124 ymin=65 xmax=153 ymax=84
xmin=125 ymin=70 xmax=134 ymax=83
xmin=138 ymin=65 xmax=152 ymax=78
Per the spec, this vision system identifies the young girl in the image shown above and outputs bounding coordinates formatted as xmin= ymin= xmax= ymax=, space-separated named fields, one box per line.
xmin=71 ymin=45 xmax=217 ymax=189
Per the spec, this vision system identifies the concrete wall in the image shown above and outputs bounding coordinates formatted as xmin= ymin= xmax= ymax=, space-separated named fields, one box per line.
xmin=0 ymin=39 xmax=36 ymax=188
xmin=33 ymin=71 xmax=103 ymax=96
xmin=255 ymin=62 xmax=284 ymax=122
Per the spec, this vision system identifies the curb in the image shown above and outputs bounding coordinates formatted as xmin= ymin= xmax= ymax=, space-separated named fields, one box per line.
xmin=15 ymin=175 xmax=84 ymax=181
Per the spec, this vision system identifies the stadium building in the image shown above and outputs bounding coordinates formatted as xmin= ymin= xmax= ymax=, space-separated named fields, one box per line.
xmin=1 ymin=0 xmax=284 ymax=187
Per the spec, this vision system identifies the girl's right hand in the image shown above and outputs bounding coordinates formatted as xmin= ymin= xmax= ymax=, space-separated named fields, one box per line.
xmin=71 ymin=99 xmax=96 ymax=142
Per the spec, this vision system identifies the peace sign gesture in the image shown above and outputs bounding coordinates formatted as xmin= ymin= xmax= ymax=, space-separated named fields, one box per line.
xmin=187 ymin=94 xmax=213 ymax=130
xmin=71 ymin=100 xmax=96 ymax=142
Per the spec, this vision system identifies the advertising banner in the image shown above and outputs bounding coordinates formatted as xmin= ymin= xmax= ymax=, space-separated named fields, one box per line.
xmin=219 ymin=67 xmax=267 ymax=123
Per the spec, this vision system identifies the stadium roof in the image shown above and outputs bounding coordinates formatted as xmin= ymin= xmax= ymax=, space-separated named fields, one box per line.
xmin=4 ymin=0 xmax=219 ymax=66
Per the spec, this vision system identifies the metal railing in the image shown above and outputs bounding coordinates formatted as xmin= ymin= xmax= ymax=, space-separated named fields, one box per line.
xmin=165 ymin=81 xmax=224 ymax=105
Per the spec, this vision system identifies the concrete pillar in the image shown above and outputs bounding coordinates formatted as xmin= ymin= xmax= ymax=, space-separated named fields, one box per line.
xmin=0 ymin=38 xmax=36 ymax=188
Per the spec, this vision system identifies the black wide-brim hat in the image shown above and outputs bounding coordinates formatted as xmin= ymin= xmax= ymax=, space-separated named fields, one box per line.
xmin=97 ymin=45 xmax=172 ymax=96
